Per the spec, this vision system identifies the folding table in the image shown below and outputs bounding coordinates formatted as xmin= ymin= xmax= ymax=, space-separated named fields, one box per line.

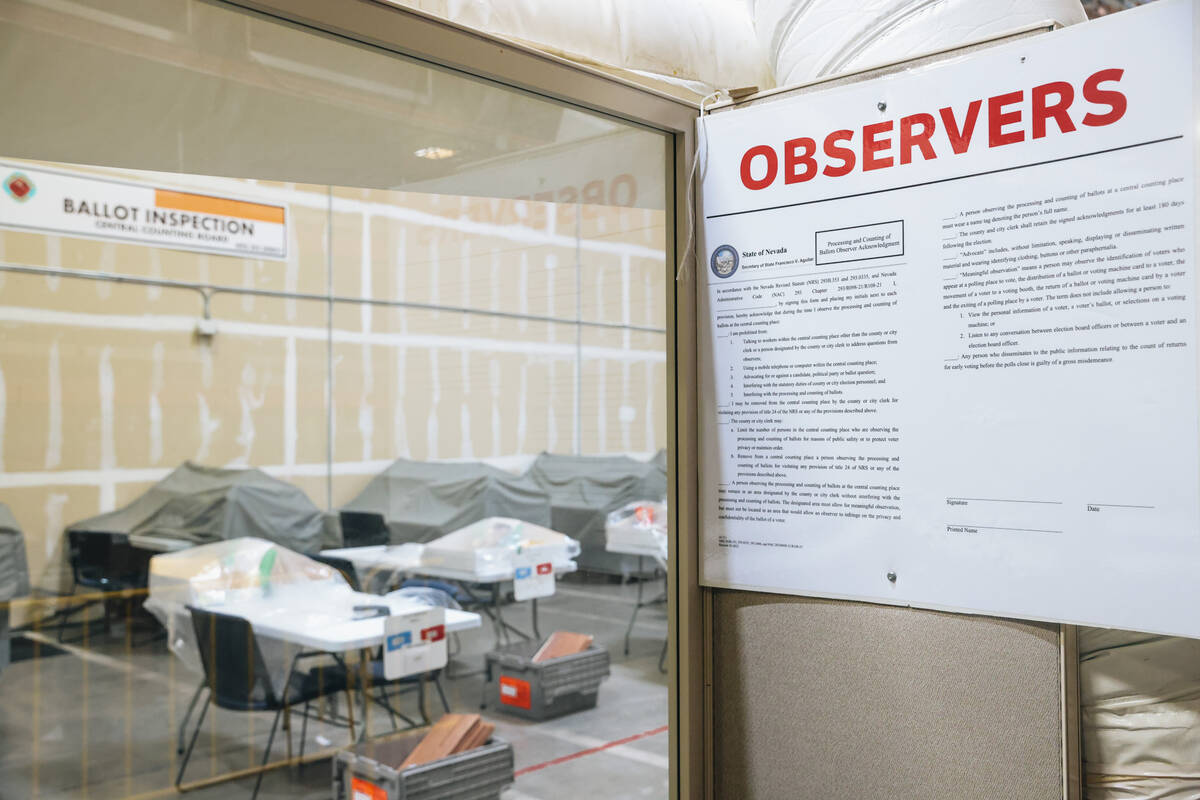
xmin=178 ymin=588 xmax=482 ymax=746
xmin=319 ymin=544 xmax=577 ymax=645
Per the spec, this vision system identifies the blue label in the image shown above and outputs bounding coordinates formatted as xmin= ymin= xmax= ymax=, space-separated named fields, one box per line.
xmin=386 ymin=632 xmax=412 ymax=651
xmin=514 ymin=566 xmax=532 ymax=580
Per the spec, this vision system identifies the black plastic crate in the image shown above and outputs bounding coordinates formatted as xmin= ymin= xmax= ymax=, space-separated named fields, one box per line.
xmin=332 ymin=728 xmax=513 ymax=800
xmin=484 ymin=639 xmax=610 ymax=721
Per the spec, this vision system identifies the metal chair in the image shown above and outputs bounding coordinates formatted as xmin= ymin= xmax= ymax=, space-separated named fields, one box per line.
xmin=177 ymin=607 xmax=355 ymax=799
xmin=338 ymin=511 xmax=390 ymax=548
xmin=310 ymin=554 xmax=361 ymax=592
xmin=57 ymin=530 xmax=147 ymax=643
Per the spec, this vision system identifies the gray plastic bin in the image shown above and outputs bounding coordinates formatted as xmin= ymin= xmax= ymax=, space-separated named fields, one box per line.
xmin=332 ymin=729 xmax=513 ymax=800
xmin=484 ymin=639 xmax=610 ymax=721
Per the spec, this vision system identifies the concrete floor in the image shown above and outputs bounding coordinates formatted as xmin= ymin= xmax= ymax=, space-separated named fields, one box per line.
xmin=0 ymin=573 xmax=669 ymax=800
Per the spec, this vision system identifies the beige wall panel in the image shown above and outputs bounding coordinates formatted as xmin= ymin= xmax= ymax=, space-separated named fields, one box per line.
xmin=579 ymin=357 xmax=628 ymax=455
xmin=1 ymin=485 xmax=100 ymax=591
xmin=488 ymin=352 xmax=526 ymax=458
xmin=461 ymin=349 xmax=495 ymax=459
xmin=0 ymin=327 xmax=60 ymax=474
xmin=287 ymin=202 xmax=332 ymax=297
xmin=434 ymin=348 xmax=466 ymax=460
xmin=521 ymin=356 xmax=576 ymax=455
xmin=294 ymin=337 xmax=329 ymax=468
xmin=112 ymin=480 xmax=158 ymax=510
xmin=330 ymin=203 xmax=363 ymax=299
xmin=328 ymin=337 xmax=388 ymax=466
xmin=191 ymin=333 xmax=285 ymax=469
xmin=579 ymin=252 xmax=622 ymax=325
xmin=631 ymin=253 xmax=668 ymax=329
xmin=401 ymin=347 xmax=435 ymax=462
xmin=330 ymin=472 xmax=374 ymax=510
xmin=0 ymin=229 xmax=57 ymax=271
xmin=286 ymin=474 xmax=328 ymax=510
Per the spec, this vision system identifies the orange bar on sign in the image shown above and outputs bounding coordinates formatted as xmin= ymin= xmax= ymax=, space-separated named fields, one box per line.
xmin=154 ymin=189 xmax=284 ymax=224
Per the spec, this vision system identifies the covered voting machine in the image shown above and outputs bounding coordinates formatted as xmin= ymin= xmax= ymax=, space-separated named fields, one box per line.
xmin=528 ymin=453 xmax=667 ymax=573
xmin=0 ymin=503 xmax=30 ymax=673
xmin=340 ymin=459 xmax=551 ymax=545
xmin=67 ymin=462 xmax=333 ymax=553
xmin=419 ymin=518 xmax=579 ymax=581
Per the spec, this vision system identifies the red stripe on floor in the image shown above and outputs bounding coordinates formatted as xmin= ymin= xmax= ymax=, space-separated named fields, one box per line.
xmin=514 ymin=725 xmax=669 ymax=777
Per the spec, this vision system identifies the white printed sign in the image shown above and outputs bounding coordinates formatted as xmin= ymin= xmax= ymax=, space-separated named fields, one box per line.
xmin=699 ymin=0 xmax=1200 ymax=638
xmin=513 ymin=546 xmax=557 ymax=601
xmin=0 ymin=161 xmax=287 ymax=259
xmin=382 ymin=607 xmax=447 ymax=680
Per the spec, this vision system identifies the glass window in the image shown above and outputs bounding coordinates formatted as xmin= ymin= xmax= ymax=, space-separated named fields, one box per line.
xmin=0 ymin=1 xmax=671 ymax=798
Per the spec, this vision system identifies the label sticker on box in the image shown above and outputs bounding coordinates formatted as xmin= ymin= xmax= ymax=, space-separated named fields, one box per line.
xmin=499 ymin=675 xmax=532 ymax=709
xmin=351 ymin=777 xmax=387 ymax=800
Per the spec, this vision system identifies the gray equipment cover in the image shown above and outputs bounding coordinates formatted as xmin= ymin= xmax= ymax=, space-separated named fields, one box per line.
xmin=66 ymin=462 xmax=330 ymax=553
xmin=341 ymin=459 xmax=551 ymax=544
xmin=528 ymin=453 xmax=667 ymax=573
xmin=0 ymin=503 xmax=29 ymax=673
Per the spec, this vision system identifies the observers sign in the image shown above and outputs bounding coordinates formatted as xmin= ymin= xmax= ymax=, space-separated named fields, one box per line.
xmin=698 ymin=0 xmax=1200 ymax=637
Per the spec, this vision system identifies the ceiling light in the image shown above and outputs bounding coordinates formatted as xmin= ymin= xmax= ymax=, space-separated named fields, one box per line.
xmin=414 ymin=146 xmax=456 ymax=160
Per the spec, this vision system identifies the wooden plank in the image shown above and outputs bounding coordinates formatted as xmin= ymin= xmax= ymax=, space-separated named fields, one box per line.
xmin=455 ymin=721 xmax=494 ymax=753
xmin=400 ymin=713 xmax=481 ymax=769
xmin=532 ymin=631 xmax=594 ymax=663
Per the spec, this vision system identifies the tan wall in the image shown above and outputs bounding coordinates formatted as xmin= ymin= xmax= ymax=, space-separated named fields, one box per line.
xmin=0 ymin=160 xmax=667 ymax=591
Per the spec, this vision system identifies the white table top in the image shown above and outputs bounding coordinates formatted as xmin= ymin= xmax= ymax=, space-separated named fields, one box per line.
xmin=605 ymin=540 xmax=665 ymax=558
xmin=194 ymin=587 xmax=480 ymax=652
xmin=129 ymin=534 xmax=193 ymax=553
xmin=321 ymin=544 xmax=578 ymax=584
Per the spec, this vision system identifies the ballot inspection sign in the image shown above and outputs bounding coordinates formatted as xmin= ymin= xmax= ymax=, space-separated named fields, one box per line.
xmin=698 ymin=0 xmax=1200 ymax=638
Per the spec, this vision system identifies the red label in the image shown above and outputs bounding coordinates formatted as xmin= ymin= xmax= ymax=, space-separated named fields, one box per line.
xmin=635 ymin=505 xmax=655 ymax=525
xmin=350 ymin=777 xmax=387 ymax=800
xmin=420 ymin=624 xmax=445 ymax=643
xmin=499 ymin=675 xmax=532 ymax=709
xmin=7 ymin=177 xmax=30 ymax=198
xmin=536 ymin=562 xmax=552 ymax=575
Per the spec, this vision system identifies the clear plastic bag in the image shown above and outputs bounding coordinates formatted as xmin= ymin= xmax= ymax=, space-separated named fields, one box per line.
xmin=605 ymin=500 xmax=668 ymax=562
xmin=419 ymin=517 xmax=579 ymax=579
xmin=144 ymin=537 xmax=350 ymax=689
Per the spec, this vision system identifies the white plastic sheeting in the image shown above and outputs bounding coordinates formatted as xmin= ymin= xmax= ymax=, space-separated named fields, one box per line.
xmin=145 ymin=538 xmax=351 ymax=690
xmin=419 ymin=517 xmax=578 ymax=579
xmin=388 ymin=0 xmax=1086 ymax=99
xmin=756 ymin=0 xmax=1087 ymax=87
xmin=1081 ymin=628 xmax=1200 ymax=800
xmin=386 ymin=0 xmax=772 ymax=95
xmin=605 ymin=501 xmax=668 ymax=564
